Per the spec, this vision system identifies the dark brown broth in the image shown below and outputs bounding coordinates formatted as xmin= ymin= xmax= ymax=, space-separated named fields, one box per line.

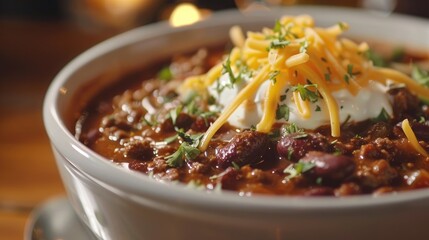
xmin=74 ymin=46 xmax=429 ymax=196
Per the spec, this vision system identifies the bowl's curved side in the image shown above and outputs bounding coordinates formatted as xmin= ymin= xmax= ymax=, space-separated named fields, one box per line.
xmin=52 ymin=144 xmax=429 ymax=240
xmin=43 ymin=6 xmax=429 ymax=240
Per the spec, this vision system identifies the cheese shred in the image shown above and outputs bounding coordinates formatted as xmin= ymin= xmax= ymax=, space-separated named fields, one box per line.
xmin=177 ymin=15 xmax=429 ymax=151
xmin=402 ymin=119 xmax=429 ymax=157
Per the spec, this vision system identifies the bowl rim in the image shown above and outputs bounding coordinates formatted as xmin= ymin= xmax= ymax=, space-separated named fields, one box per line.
xmin=44 ymin=6 xmax=429 ymax=213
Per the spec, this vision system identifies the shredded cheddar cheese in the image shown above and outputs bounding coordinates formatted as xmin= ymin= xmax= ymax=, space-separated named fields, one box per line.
xmin=177 ymin=15 xmax=429 ymax=151
xmin=402 ymin=119 xmax=429 ymax=157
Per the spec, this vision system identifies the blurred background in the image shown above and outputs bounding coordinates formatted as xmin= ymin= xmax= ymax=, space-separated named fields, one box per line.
xmin=0 ymin=0 xmax=428 ymax=240
xmin=1 ymin=0 xmax=428 ymax=30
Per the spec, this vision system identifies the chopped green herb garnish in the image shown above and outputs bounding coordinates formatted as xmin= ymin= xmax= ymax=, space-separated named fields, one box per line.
xmin=270 ymin=39 xmax=291 ymax=49
xmin=169 ymin=107 xmax=181 ymax=125
xmin=365 ymin=49 xmax=386 ymax=67
xmin=273 ymin=20 xmax=282 ymax=33
xmin=199 ymin=111 xmax=218 ymax=126
xmin=391 ymin=48 xmax=405 ymax=62
xmin=157 ymin=66 xmax=173 ymax=81
xmin=347 ymin=64 xmax=354 ymax=76
xmin=282 ymin=123 xmax=303 ymax=135
xmin=292 ymin=132 xmax=308 ymax=139
xmin=231 ymin=162 xmax=240 ymax=170
xmin=276 ymin=104 xmax=290 ymax=121
xmin=164 ymin=135 xmax=178 ymax=144
xmin=338 ymin=22 xmax=347 ymax=31
xmin=419 ymin=116 xmax=426 ymax=123
xmin=175 ymin=129 xmax=203 ymax=147
xmin=411 ymin=65 xmax=429 ymax=87
xmin=284 ymin=162 xmax=315 ymax=180
xmin=142 ymin=115 xmax=158 ymax=127
xmin=342 ymin=114 xmax=351 ymax=126
xmin=222 ymin=57 xmax=241 ymax=87
xmin=235 ymin=59 xmax=253 ymax=80
xmin=324 ymin=73 xmax=331 ymax=81
xmin=165 ymin=142 xmax=200 ymax=167
xmin=344 ymin=74 xmax=350 ymax=84
xmin=269 ymin=70 xmax=280 ymax=84
xmin=215 ymin=78 xmax=225 ymax=95
xmin=372 ymin=108 xmax=390 ymax=122
xmin=333 ymin=148 xmax=342 ymax=156
xmin=207 ymin=95 xmax=216 ymax=105
xmin=287 ymin=147 xmax=294 ymax=160
xmin=315 ymin=105 xmax=321 ymax=112
xmin=290 ymin=84 xmax=319 ymax=103
xmin=299 ymin=40 xmax=309 ymax=53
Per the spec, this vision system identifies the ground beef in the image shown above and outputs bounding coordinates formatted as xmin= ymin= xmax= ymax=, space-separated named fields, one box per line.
xmin=76 ymin=48 xmax=429 ymax=196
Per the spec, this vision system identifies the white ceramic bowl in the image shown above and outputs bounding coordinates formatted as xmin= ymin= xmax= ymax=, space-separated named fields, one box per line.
xmin=44 ymin=6 xmax=429 ymax=240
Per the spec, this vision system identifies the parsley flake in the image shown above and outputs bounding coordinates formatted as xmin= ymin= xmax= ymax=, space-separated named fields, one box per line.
xmin=338 ymin=22 xmax=347 ymax=31
xmin=325 ymin=73 xmax=331 ymax=81
xmin=165 ymin=129 xmax=204 ymax=167
xmin=299 ymin=40 xmax=309 ymax=53
xmin=411 ymin=65 xmax=429 ymax=87
xmin=157 ymin=66 xmax=173 ymax=81
xmin=281 ymin=123 xmax=304 ymax=135
xmin=344 ymin=74 xmax=350 ymax=84
xmin=165 ymin=142 xmax=200 ymax=167
xmin=276 ymin=104 xmax=290 ymax=121
xmin=270 ymin=39 xmax=290 ymax=49
xmin=365 ymin=49 xmax=386 ymax=67
xmin=299 ymin=40 xmax=308 ymax=53
xmin=372 ymin=108 xmax=391 ymax=122
xmin=315 ymin=105 xmax=321 ymax=112
xmin=284 ymin=162 xmax=315 ymax=180
xmin=290 ymin=84 xmax=320 ymax=103
xmin=269 ymin=70 xmax=280 ymax=84
xmin=169 ymin=107 xmax=181 ymax=125
xmin=222 ymin=57 xmax=241 ymax=87
xmin=231 ymin=162 xmax=240 ymax=170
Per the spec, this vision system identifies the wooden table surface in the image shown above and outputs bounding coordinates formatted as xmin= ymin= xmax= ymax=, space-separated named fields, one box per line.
xmin=0 ymin=19 xmax=116 ymax=240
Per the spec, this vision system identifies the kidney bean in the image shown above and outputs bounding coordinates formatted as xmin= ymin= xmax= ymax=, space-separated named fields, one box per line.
xmin=300 ymin=151 xmax=355 ymax=181
xmin=277 ymin=133 xmax=331 ymax=161
xmin=216 ymin=131 xmax=274 ymax=168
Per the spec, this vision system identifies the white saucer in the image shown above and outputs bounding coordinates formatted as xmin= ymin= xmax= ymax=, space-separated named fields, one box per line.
xmin=25 ymin=197 xmax=97 ymax=240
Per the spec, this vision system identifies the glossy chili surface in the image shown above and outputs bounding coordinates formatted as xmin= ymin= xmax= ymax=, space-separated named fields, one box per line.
xmin=75 ymin=47 xmax=429 ymax=196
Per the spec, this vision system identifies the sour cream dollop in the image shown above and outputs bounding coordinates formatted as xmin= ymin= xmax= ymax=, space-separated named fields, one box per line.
xmin=209 ymin=73 xmax=393 ymax=130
